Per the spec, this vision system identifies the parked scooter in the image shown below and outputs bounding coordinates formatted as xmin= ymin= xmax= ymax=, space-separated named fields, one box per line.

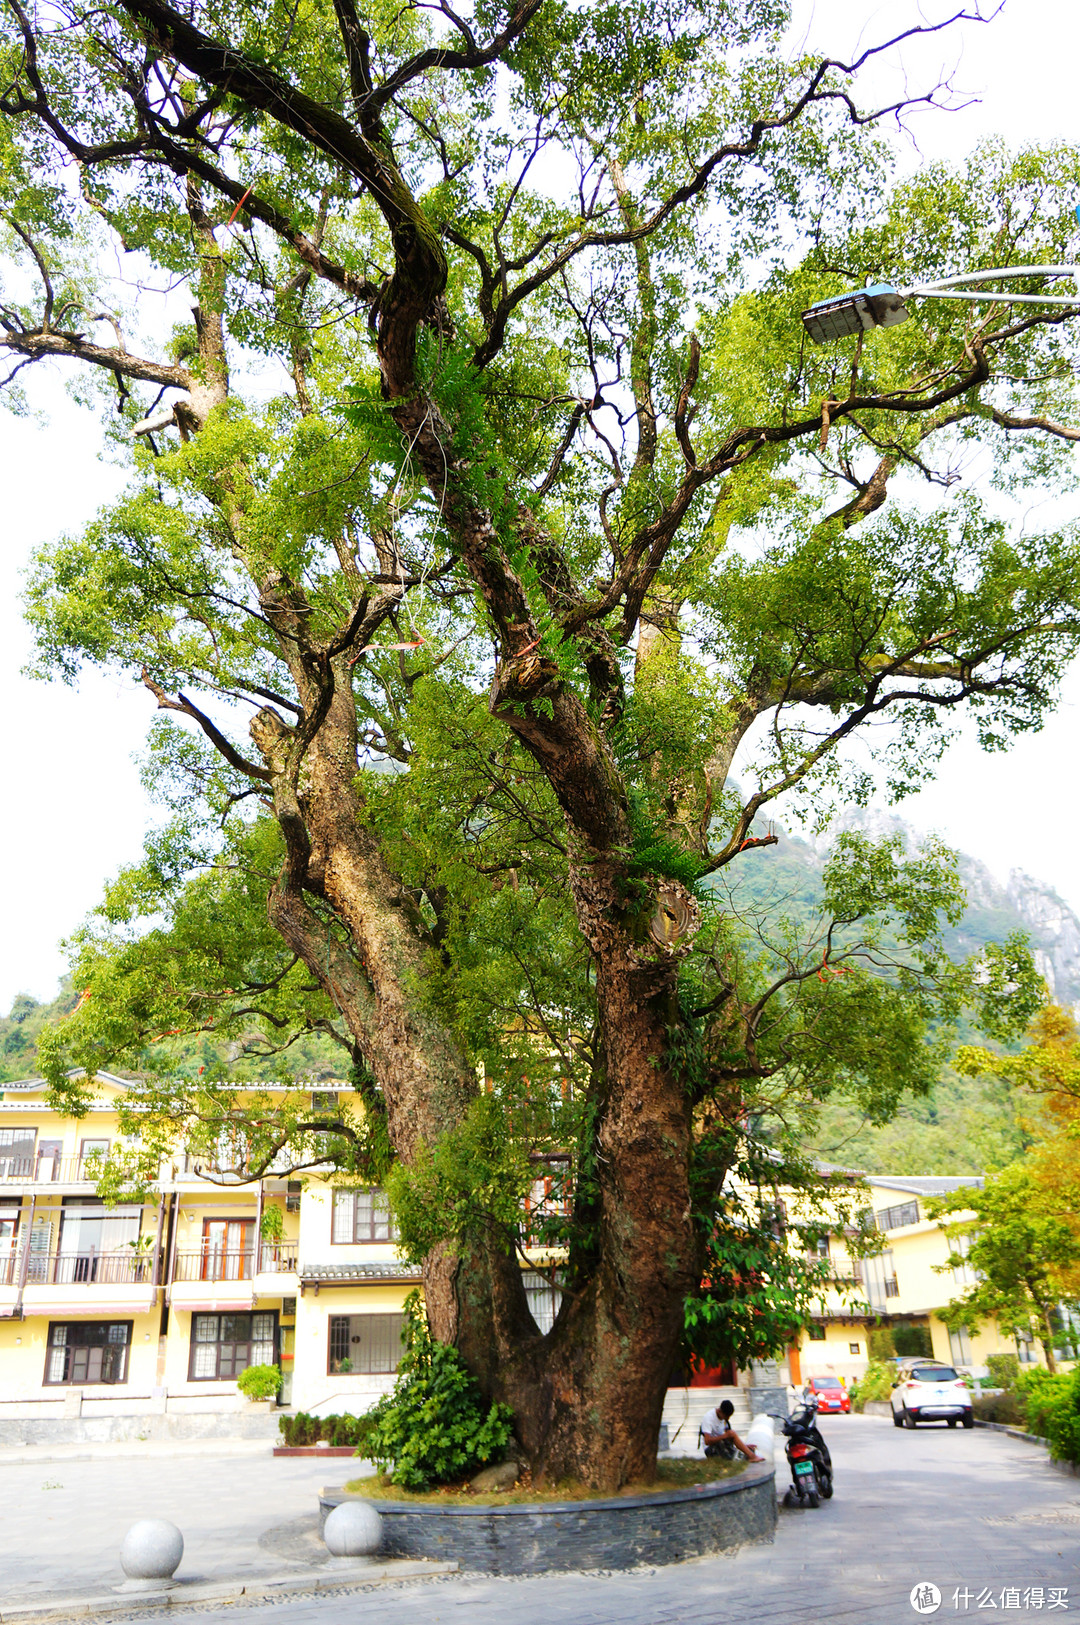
xmin=781 ymin=1394 xmax=833 ymax=1507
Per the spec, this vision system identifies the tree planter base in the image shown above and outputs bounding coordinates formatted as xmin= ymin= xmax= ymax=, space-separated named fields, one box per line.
xmin=319 ymin=1463 xmax=775 ymax=1573
xmin=275 ymin=1445 xmax=361 ymax=1457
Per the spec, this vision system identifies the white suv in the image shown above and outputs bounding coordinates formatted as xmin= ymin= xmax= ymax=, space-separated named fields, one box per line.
xmin=891 ymin=1362 xmax=974 ymax=1429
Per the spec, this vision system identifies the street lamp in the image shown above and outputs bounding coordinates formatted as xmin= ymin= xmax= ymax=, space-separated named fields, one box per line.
xmin=802 ymin=264 xmax=1080 ymax=345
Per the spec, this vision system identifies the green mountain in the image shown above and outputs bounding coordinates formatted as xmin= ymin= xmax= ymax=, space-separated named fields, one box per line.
xmin=715 ymin=806 xmax=1076 ymax=1175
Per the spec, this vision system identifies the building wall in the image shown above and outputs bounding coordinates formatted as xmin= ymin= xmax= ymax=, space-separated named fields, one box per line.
xmin=292 ymin=1282 xmax=412 ymax=1413
xmin=798 ymin=1320 xmax=869 ymax=1383
xmin=0 ymin=1079 xmax=1056 ymax=1426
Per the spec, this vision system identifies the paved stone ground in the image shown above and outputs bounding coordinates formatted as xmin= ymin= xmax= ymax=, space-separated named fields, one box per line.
xmin=0 ymin=1449 xmax=339 ymax=1597
xmin=2 ymin=1415 xmax=1078 ymax=1625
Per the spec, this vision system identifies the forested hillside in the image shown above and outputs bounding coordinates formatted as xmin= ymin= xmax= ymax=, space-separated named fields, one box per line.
xmin=710 ymin=808 xmax=1078 ymax=1176
xmin=0 ymin=979 xmax=342 ymax=1086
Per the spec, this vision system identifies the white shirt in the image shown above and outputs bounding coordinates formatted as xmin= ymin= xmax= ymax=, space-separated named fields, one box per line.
xmin=701 ymin=1408 xmax=731 ymax=1439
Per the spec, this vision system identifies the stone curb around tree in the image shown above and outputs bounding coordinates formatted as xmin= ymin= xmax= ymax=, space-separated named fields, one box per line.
xmin=0 ymin=1561 xmax=457 ymax=1625
xmin=319 ymin=1460 xmax=776 ymax=1573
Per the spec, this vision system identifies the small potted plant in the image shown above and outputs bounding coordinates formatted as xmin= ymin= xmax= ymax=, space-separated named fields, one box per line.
xmin=259 ymin=1205 xmax=285 ymax=1269
xmin=237 ymin=1363 xmax=284 ymax=1407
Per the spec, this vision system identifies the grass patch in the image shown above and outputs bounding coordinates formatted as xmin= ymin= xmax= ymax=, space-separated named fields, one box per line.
xmin=341 ymin=1455 xmax=747 ymax=1506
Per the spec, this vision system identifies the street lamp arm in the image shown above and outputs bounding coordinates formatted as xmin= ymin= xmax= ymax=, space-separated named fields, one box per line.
xmin=902 ymin=265 xmax=1079 ymax=296
xmin=904 ymin=289 xmax=1080 ymax=308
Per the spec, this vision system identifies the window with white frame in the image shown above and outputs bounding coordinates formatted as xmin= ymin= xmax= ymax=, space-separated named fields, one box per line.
xmin=951 ymin=1233 xmax=978 ymax=1290
xmin=948 ymin=1325 xmax=972 ymax=1367
xmin=0 ymin=1127 xmax=36 ymax=1177
xmin=189 ymin=1312 xmax=277 ymax=1379
xmin=522 ymin=1270 xmax=563 ymax=1334
xmin=327 ymin=1313 xmax=404 ymax=1373
xmin=860 ymin=1249 xmax=898 ymax=1307
xmin=331 ymin=1188 xmax=396 ymax=1243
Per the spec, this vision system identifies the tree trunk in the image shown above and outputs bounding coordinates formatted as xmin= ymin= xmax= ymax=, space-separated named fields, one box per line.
xmin=1035 ymin=1297 xmax=1059 ymax=1374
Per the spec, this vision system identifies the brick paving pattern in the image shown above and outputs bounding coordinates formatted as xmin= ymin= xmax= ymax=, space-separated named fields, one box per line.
xmin=1 ymin=1415 xmax=1077 ymax=1625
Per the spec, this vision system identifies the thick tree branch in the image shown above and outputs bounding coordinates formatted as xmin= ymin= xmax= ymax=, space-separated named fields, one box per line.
xmin=141 ymin=667 xmax=273 ymax=781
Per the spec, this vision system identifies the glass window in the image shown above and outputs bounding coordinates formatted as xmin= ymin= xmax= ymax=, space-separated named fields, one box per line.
xmin=911 ymin=1365 xmax=958 ymax=1382
xmin=860 ymin=1250 xmax=897 ymax=1308
xmin=848 ymin=1342 xmax=860 ymax=1354
xmin=814 ymin=1376 xmax=842 ymax=1388
xmin=44 ymin=1321 xmax=131 ymax=1385
xmin=0 ymin=1128 xmax=36 ymax=1177
xmin=188 ymin=1311 xmax=278 ymax=1380
xmin=948 ymin=1327 xmax=972 ymax=1367
xmin=522 ymin=1270 xmax=563 ymax=1334
xmin=522 ymin=1160 xmax=572 ymax=1245
xmin=951 ymin=1234 xmax=978 ymax=1290
xmin=807 ymin=1323 xmax=827 ymax=1341
xmin=327 ymin=1313 xmax=404 ymax=1374
xmin=331 ymin=1189 xmax=396 ymax=1243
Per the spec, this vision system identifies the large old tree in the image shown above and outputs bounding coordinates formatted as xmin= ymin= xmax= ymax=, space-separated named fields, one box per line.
xmin=4 ymin=0 xmax=1080 ymax=1484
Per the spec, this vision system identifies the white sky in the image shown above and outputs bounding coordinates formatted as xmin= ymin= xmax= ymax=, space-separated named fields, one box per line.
xmin=2 ymin=0 xmax=1080 ymax=1012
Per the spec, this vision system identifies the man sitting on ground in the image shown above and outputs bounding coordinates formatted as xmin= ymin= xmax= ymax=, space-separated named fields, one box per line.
xmin=701 ymin=1399 xmax=764 ymax=1462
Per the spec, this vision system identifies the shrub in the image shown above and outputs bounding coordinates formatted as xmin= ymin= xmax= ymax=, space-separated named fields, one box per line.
xmin=849 ymin=1361 xmax=896 ymax=1412
xmin=1019 ymin=1367 xmax=1080 ymax=1464
xmin=868 ymin=1326 xmax=896 ymax=1362
xmin=237 ymin=1363 xmax=283 ymax=1401
xmin=364 ymin=1292 xmax=514 ymax=1490
xmin=893 ymin=1323 xmax=933 ymax=1359
xmin=277 ymin=1411 xmax=379 ymax=1450
xmin=985 ymin=1353 xmax=1022 ymax=1392
xmin=972 ymin=1391 xmax=1026 ymax=1427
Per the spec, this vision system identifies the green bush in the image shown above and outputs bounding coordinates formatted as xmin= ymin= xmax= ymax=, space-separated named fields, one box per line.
xmin=1019 ymin=1367 xmax=1080 ymax=1464
xmin=893 ymin=1323 xmax=933 ymax=1359
xmin=868 ymin=1326 xmax=896 ymax=1362
xmin=364 ymin=1293 xmax=514 ymax=1490
xmin=985 ymin=1353 xmax=1022 ymax=1392
xmin=277 ymin=1411 xmax=379 ymax=1450
xmin=973 ymin=1391 xmax=1026 ymax=1427
xmin=849 ymin=1361 xmax=897 ymax=1412
xmin=237 ymin=1363 xmax=283 ymax=1401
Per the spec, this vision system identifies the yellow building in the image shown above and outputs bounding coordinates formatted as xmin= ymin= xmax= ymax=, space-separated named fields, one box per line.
xmin=0 ymin=1073 xmax=1054 ymax=1435
xmin=792 ymin=1174 xmax=1026 ymax=1385
xmin=0 ymin=1071 xmax=565 ymax=1439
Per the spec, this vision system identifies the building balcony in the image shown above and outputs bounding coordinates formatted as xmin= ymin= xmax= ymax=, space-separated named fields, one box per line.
xmin=25 ymin=1249 xmax=157 ymax=1286
xmin=170 ymin=1245 xmax=298 ymax=1284
xmin=0 ymin=1155 xmax=118 ymax=1188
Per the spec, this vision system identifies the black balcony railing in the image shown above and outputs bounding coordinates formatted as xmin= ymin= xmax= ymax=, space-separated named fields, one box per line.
xmin=23 ymin=1249 xmax=155 ymax=1285
xmin=171 ymin=1245 xmax=298 ymax=1283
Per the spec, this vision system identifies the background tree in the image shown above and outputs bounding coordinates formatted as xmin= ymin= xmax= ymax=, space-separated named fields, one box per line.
xmin=3 ymin=0 xmax=1080 ymax=1486
xmin=933 ymin=1164 xmax=1080 ymax=1372
xmin=944 ymin=1005 xmax=1080 ymax=1366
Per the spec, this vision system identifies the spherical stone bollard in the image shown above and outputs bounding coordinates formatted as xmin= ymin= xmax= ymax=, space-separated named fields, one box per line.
xmin=117 ymin=1520 xmax=184 ymax=1592
xmin=323 ymin=1501 xmax=383 ymax=1562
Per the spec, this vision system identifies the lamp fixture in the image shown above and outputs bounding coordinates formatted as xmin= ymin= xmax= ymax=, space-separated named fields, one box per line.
xmin=803 ymin=257 xmax=1080 ymax=345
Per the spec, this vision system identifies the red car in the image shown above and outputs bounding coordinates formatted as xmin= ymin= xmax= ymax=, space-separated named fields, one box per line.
xmin=805 ymin=1376 xmax=851 ymax=1413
